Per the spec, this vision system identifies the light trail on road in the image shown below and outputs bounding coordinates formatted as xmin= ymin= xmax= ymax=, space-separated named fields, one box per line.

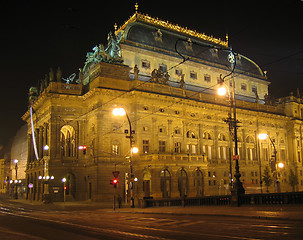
xmin=1 ymin=201 xmax=303 ymax=240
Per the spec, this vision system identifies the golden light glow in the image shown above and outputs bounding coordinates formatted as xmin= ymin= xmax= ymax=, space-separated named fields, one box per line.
xmin=113 ymin=108 xmax=126 ymax=116
xmin=218 ymin=86 xmax=227 ymax=96
xmin=258 ymin=133 xmax=268 ymax=140
xmin=116 ymin=13 xmax=228 ymax=47
xmin=278 ymin=162 xmax=285 ymax=169
xmin=131 ymin=147 xmax=139 ymax=154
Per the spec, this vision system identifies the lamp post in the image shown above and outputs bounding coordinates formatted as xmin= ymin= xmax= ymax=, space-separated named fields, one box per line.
xmin=113 ymin=107 xmax=138 ymax=208
xmin=38 ymin=175 xmax=55 ymax=203
xmin=218 ymin=49 xmax=245 ymax=206
xmin=62 ymin=178 xmax=66 ymax=203
xmin=13 ymin=159 xmax=18 ymax=199
xmin=258 ymin=133 xmax=281 ymax=192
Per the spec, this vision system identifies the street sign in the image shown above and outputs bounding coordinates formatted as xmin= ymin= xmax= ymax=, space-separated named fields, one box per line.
xmin=112 ymin=171 xmax=120 ymax=178
xmin=232 ymin=155 xmax=239 ymax=161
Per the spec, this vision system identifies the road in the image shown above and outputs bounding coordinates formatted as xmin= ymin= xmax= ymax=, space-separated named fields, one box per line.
xmin=0 ymin=202 xmax=303 ymax=239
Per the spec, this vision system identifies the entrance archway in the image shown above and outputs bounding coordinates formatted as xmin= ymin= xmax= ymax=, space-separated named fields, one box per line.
xmin=177 ymin=168 xmax=188 ymax=197
xmin=63 ymin=173 xmax=76 ymax=200
xmin=160 ymin=169 xmax=171 ymax=198
xmin=143 ymin=170 xmax=151 ymax=198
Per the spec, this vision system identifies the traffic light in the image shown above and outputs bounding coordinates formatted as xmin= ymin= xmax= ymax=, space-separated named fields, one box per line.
xmin=110 ymin=178 xmax=118 ymax=188
xmin=79 ymin=145 xmax=87 ymax=154
xmin=64 ymin=186 xmax=67 ymax=190
xmin=82 ymin=145 xmax=87 ymax=155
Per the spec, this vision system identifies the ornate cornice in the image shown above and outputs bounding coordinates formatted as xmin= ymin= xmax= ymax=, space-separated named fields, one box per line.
xmin=116 ymin=12 xmax=228 ymax=47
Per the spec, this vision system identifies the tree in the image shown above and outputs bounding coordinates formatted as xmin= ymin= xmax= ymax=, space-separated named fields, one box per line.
xmin=288 ymin=168 xmax=298 ymax=192
xmin=262 ymin=166 xmax=273 ymax=193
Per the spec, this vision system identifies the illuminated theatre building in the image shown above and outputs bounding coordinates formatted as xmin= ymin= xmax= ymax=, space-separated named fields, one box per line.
xmin=23 ymin=10 xmax=303 ymax=203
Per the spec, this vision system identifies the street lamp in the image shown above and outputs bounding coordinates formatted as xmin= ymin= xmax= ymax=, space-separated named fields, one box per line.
xmin=278 ymin=162 xmax=285 ymax=169
xmin=13 ymin=159 xmax=18 ymax=199
xmin=258 ymin=133 xmax=280 ymax=192
xmin=218 ymin=85 xmax=228 ymax=96
xmin=38 ymin=175 xmax=55 ymax=203
xmin=62 ymin=178 xmax=67 ymax=203
xmin=113 ymin=107 xmax=138 ymax=208
xmin=218 ymin=49 xmax=245 ymax=206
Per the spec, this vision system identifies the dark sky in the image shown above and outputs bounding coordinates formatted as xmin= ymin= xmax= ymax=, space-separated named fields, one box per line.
xmin=0 ymin=0 xmax=302 ymax=146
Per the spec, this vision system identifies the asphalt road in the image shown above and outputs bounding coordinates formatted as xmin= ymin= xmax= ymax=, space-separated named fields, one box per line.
xmin=0 ymin=203 xmax=303 ymax=239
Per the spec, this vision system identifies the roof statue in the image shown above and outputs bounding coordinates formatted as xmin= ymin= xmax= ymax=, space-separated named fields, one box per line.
xmin=150 ymin=67 xmax=170 ymax=85
xmin=83 ymin=31 xmax=123 ymax=73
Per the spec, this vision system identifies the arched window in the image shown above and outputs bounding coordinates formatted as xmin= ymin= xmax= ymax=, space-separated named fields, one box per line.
xmin=218 ymin=133 xmax=228 ymax=160
xmin=218 ymin=133 xmax=227 ymax=141
xmin=143 ymin=170 xmax=151 ymax=198
xmin=245 ymin=136 xmax=256 ymax=160
xmin=203 ymin=132 xmax=212 ymax=140
xmin=186 ymin=131 xmax=196 ymax=139
xmin=194 ymin=169 xmax=204 ymax=196
xmin=177 ymin=168 xmax=188 ymax=197
xmin=60 ymin=125 xmax=76 ymax=157
xmin=246 ymin=136 xmax=254 ymax=143
xmin=160 ymin=169 xmax=171 ymax=198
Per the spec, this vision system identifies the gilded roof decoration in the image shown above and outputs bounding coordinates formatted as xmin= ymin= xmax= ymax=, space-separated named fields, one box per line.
xmin=115 ymin=12 xmax=228 ymax=47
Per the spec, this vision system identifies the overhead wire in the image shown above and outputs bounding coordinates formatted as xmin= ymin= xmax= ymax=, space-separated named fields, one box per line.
xmin=59 ymin=37 xmax=302 ymax=147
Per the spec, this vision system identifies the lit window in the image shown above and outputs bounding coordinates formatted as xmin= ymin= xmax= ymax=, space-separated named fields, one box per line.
xmin=112 ymin=144 xmax=119 ymax=155
xmin=174 ymin=142 xmax=181 ymax=153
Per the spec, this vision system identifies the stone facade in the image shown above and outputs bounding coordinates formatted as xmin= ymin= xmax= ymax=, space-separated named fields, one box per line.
xmin=22 ymin=12 xmax=303 ymax=203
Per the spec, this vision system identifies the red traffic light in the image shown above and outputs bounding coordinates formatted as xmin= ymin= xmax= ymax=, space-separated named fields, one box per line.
xmin=79 ymin=145 xmax=87 ymax=154
xmin=110 ymin=178 xmax=118 ymax=188
xmin=64 ymin=186 xmax=67 ymax=190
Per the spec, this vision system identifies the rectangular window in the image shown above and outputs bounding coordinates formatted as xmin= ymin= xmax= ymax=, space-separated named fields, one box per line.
xmin=112 ymin=144 xmax=119 ymax=155
xmin=280 ymin=149 xmax=285 ymax=161
xmin=190 ymin=71 xmax=197 ymax=80
xmin=241 ymin=83 xmax=247 ymax=91
xmin=143 ymin=140 xmax=149 ymax=154
xmin=159 ymin=64 xmax=167 ymax=73
xmin=141 ymin=60 xmax=150 ymax=69
xmin=252 ymin=86 xmax=257 ymax=93
xmin=175 ymin=68 xmax=182 ymax=76
xmin=207 ymin=146 xmax=212 ymax=159
xmin=174 ymin=142 xmax=181 ymax=153
xmin=159 ymin=141 xmax=166 ymax=152
xmin=204 ymin=74 xmax=211 ymax=82
xmin=192 ymin=145 xmax=197 ymax=154
xmin=262 ymin=148 xmax=268 ymax=161
xmin=187 ymin=144 xmax=197 ymax=154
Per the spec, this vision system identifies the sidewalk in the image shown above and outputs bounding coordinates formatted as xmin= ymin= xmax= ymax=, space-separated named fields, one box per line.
xmin=4 ymin=198 xmax=303 ymax=221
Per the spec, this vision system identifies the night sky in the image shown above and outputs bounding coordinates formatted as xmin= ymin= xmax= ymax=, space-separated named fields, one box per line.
xmin=0 ymin=1 xmax=302 ymax=146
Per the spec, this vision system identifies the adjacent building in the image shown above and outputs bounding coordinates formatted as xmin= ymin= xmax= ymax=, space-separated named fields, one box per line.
xmin=22 ymin=10 xmax=303 ymax=203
